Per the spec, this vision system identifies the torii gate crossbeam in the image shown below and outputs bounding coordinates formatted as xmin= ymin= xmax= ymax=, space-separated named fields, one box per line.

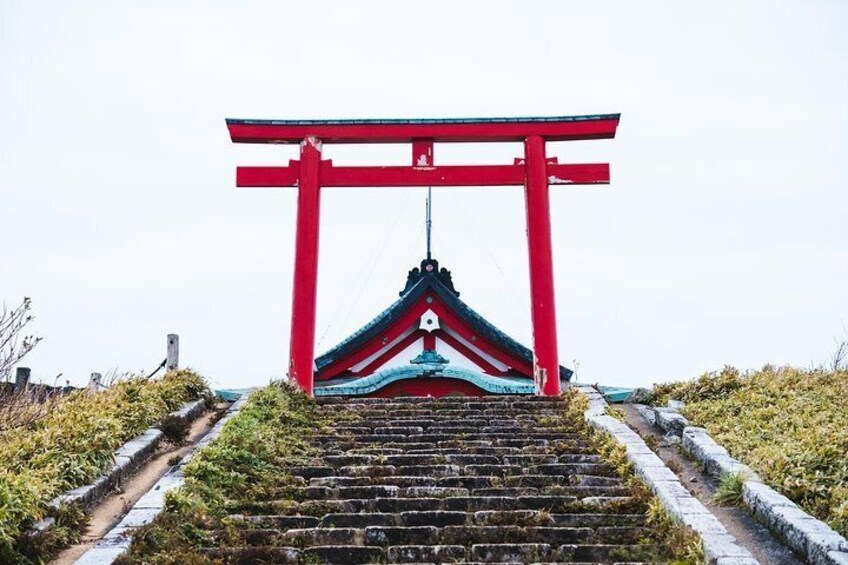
xmin=226 ymin=115 xmax=620 ymax=397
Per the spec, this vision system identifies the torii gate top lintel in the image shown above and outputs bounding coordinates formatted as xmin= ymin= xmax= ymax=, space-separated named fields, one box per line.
xmin=226 ymin=113 xmax=620 ymax=144
xmin=227 ymin=113 xmax=620 ymax=397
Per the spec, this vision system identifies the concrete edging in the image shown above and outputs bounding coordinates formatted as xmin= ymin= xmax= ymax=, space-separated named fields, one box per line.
xmin=574 ymin=385 xmax=758 ymax=564
xmin=29 ymin=397 xmax=207 ymax=538
xmin=635 ymin=403 xmax=848 ymax=565
xmin=76 ymin=391 xmax=253 ymax=565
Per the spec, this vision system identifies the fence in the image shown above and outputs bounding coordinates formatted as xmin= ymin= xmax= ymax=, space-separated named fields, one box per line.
xmin=4 ymin=333 xmax=181 ymax=396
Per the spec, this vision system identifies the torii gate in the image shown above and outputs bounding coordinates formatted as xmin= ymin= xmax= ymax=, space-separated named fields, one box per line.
xmin=226 ymin=115 xmax=620 ymax=397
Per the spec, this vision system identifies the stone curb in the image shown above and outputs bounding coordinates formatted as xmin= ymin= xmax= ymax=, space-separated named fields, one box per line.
xmin=28 ymin=398 xmax=207 ymax=538
xmin=573 ymin=386 xmax=758 ymax=564
xmin=75 ymin=391 xmax=253 ymax=565
xmin=634 ymin=403 xmax=848 ymax=565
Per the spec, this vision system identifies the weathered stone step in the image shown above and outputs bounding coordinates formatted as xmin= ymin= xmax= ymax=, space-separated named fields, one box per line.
xmin=230 ymin=493 xmax=639 ymax=516
xmin=313 ymin=432 xmax=580 ymax=445
xmin=438 ymin=474 xmax=566 ymax=489
xmin=279 ymin=526 xmax=440 ymax=547
xmin=440 ymin=525 xmax=595 ymax=545
xmin=385 ymin=544 xmax=467 ymax=563
xmin=200 ymin=546 xmax=300 ymax=564
xmin=302 ymin=545 xmax=383 ymax=564
xmin=530 ymin=463 xmax=616 ymax=477
xmin=354 ymin=418 xmax=548 ymax=429
xmin=201 ymin=542 xmax=654 ymax=564
xmin=232 ymin=487 xmax=639 ymax=516
xmin=473 ymin=511 xmax=647 ymax=528
xmin=327 ymin=399 xmax=567 ymax=409
xmin=323 ymin=453 xmax=598 ymax=466
xmin=338 ymin=409 xmax=565 ymax=419
xmin=259 ymin=524 xmax=648 ymax=548
xmin=470 ymin=543 xmax=552 ymax=562
xmin=230 ymin=510 xmax=647 ymax=530
xmin=319 ymin=437 xmax=585 ymax=450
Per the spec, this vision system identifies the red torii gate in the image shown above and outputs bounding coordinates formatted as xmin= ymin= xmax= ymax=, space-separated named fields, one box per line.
xmin=226 ymin=115 xmax=620 ymax=397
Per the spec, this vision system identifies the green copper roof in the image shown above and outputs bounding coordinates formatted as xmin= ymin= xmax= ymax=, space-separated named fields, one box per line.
xmin=314 ymin=366 xmax=536 ymax=397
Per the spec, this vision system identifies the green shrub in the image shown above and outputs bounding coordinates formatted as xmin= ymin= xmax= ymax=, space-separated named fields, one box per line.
xmin=0 ymin=369 xmax=208 ymax=563
xmin=649 ymin=366 xmax=848 ymax=536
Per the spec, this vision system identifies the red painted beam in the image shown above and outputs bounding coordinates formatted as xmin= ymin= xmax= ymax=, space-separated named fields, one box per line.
xmin=436 ymin=330 xmax=504 ymax=375
xmin=423 ymin=332 xmax=436 ymax=350
xmin=227 ymin=116 xmax=619 ymax=144
xmin=354 ymin=330 xmax=423 ymax=375
xmin=237 ymin=162 xmax=609 ymax=187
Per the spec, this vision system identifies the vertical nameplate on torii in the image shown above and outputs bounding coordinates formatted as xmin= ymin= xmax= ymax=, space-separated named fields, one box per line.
xmin=226 ymin=115 xmax=620 ymax=397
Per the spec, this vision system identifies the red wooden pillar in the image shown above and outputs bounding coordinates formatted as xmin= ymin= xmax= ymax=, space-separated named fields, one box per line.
xmin=288 ymin=136 xmax=322 ymax=395
xmin=524 ymin=135 xmax=561 ymax=396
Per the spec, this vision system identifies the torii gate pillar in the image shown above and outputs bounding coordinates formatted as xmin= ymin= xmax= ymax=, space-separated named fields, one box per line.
xmin=524 ymin=135 xmax=560 ymax=396
xmin=289 ymin=137 xmax=322 ymax=395
xmin=227 ymin=114 xmax=620 ymax=397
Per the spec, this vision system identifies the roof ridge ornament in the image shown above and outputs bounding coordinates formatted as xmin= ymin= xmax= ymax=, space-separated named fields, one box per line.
xmin=399 ymin=258 xmax=460 ymax=297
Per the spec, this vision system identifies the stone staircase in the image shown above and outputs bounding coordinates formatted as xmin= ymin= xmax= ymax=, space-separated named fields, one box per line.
xmin=207 ymin=396 xmax=675 ymax=564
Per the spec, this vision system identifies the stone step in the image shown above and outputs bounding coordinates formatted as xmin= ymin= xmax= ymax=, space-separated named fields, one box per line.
xmin=353 ymin=419 xmax=552 ymax=429
xmin=274 ymin=483 xmax=631 ymax=504
xmin=473 ymin=511 xmax=647 ymax=528
xmin=470 ymin=543 xmax=553 ymax=562
xmin=200 ymin=546 xmax=300 ymax=564
xmin=230 ymin=511 xmax=647 ymax=530
xmin=235 ymin=497 xmax=558 ymax=517
xmin=252 ymin=524 xmax=649 ymax=548
xmin=301 ymin=545 xmax=383 ymax=564
xmin=339 ymin=409 xmax=565 ymax=419
xmin=201 ymin=542 xmax=655 ymax=564
xmin=385 ymin=544 xmax=467 ymax=563
xmin=200 ymin=395 xmax=673 ymax=564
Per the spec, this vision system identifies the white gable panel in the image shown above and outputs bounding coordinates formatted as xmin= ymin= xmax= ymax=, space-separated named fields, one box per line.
xmin=435 ymin=337 xmax=491 ymax=374
xmin=440 ymin=327 xmax=510 ymax=372
xmin=349 ymin=327 xmax=417 ymax=373
xmin=371 ymin=337 xmax=425 ymax=373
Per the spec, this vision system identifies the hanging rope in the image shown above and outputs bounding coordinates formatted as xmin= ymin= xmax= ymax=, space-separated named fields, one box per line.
xmin=143 ymin=358 xmax=167 ymax=380
xmin=453 ymin=193 xmax=526 ymax=329
xmin=316 ymin=189 xmax=415 ymax=349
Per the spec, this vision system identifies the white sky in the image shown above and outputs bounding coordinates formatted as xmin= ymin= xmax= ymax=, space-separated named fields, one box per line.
xmin=2 ymin=1 xmax=847 ymax=391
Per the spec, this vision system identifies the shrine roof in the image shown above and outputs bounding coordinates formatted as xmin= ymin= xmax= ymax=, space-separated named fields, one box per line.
xmin=314 ymin=259 xmax=574 ymax=382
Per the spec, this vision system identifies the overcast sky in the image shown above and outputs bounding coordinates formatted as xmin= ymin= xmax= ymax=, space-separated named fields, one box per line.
xmin=2 ymin=1 xmax=847 ymax=391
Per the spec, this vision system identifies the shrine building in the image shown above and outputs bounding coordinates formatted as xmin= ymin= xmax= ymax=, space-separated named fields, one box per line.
xmin=312 ymin=253 xmax=573 ymax=398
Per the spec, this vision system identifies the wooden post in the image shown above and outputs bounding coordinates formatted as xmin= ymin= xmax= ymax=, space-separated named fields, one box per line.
xmin=15 ymin=367 xmax=31 ymax=389
xmin=288 ymin=136 xmax=323 ymax=396
xmin=87 ymin=372 xmax=102 ymax=390
xmin=524 ymin=135 xmax=561 ymax=396
xmin=167 ymin=334 xmax=179 ymax=371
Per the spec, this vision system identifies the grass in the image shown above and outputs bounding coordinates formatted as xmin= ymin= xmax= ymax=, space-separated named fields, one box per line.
xmin=648 ymin=365 xmax=848 ymax=537
xmin=118 ymin=382 xmax=326 ymax=564
xmin=713 ymin=471 xmax=746 ymax=506
xmin=0 ymin=369 xmax=208 ymax=564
